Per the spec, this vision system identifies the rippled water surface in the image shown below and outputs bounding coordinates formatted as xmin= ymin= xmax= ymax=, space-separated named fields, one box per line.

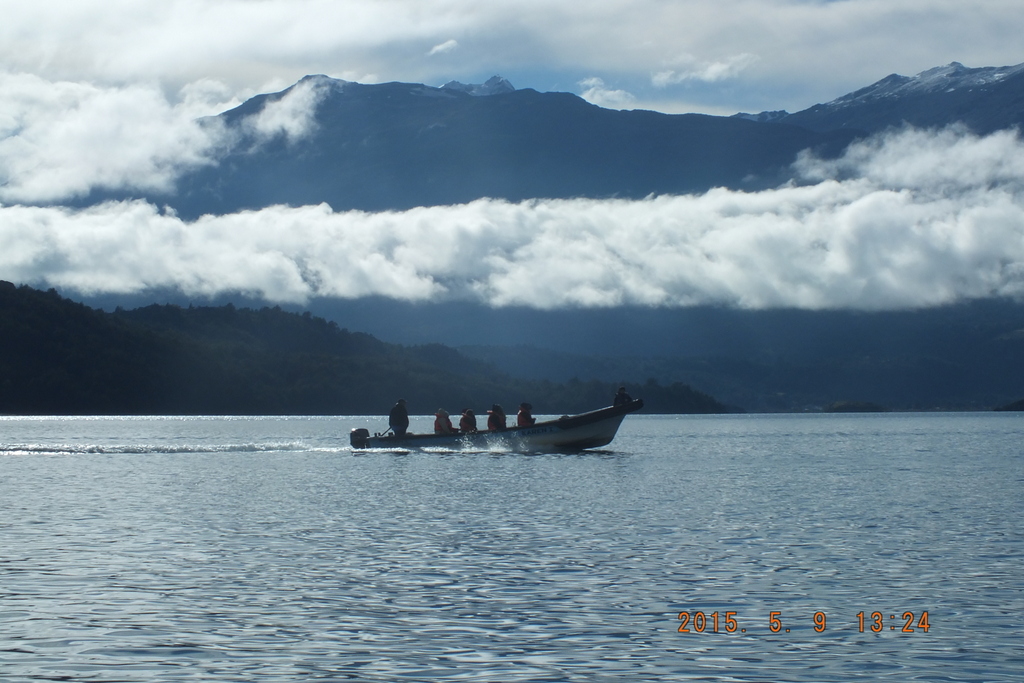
xmin=2 ymin=412 xmax=1022 ymax=682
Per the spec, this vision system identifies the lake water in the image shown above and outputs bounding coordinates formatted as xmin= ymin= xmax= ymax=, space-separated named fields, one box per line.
xmin=2 ymin=412 xmax=1022 ymax=682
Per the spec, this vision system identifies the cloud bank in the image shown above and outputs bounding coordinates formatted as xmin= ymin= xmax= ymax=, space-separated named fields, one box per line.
xmin=0 ymin=73 xmax=233 ymax=203
xmin=1 ymin=0 xmax=1022 ymax=115
xmin=0 ymin=74 xmax=336 ymax=205
xmin=2 ymin=127 xmax=1022 ymax=311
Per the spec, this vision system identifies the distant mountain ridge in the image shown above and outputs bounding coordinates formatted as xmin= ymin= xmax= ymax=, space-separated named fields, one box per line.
xmin=736 ymin=61 xmax=1024 ymax=134
xmin=126 ymin=60 xmax=1024 ymax=217
xmin=160 ymin=75 xmax=858 ymax=218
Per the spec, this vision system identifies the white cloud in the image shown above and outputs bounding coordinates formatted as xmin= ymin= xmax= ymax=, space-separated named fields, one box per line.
xmin=795 ymin=125 xmax=1024 ymax=192
xmin=245 ymin=76 xmax=333 ymax=143
xmin=0 ymin=73 xmax=232 ymax=203
xmin=578 ymin=77 xmax=636 ymax=110
xmin=0 ymin=72 xmax=334 ymax=204
xmin=3 ymin=127 xmax=1023 ymax=311
xmin=652 ymin=54 xmax=759 ymax=87
xmin=428 ymin=39 xmax=459 ymax=56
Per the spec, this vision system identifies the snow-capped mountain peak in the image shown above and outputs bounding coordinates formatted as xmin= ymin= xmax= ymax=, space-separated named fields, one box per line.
xmin=732 ymin=110 xmax=790 ymax=123
xmin=911 ymin=61 xmax=1024 ymax=91
xmin=441 ymin=75 xmax=515 ymax=96
xmin=737 ymin=60 xmax=1024 ymax=135
xmin=828 ymin=61 xmax=1024 ymax=107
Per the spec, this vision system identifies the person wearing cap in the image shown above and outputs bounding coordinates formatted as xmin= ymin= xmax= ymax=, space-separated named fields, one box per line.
xmin=487 ymin=404 xmax=507 ymax=431
xmin=389 ymin=398 xmax=410 ymax=437
xmin=613 ymin=386 xmax=633 ymax=407
xmin=459 ymin=409 xmax=478 ymax=434
xmin=434 ymin=408 xmax=455 ymax=434
xmin=517 ymin=402 xmax=536 ymax=426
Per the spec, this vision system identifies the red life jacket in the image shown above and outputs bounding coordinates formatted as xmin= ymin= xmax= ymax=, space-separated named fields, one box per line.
xmin=434 ymin=414 xmax=454 ymax=434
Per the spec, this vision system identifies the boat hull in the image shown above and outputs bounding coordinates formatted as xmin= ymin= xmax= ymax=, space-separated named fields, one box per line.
xmin=350 ymin=399 xmax=643 ymax=452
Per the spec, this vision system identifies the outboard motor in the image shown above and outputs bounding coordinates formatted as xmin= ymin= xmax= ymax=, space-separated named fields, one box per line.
xmin=350 ymin=428 xmax=370 ymax=449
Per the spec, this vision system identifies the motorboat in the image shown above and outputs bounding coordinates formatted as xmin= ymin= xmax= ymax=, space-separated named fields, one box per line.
xmin=350 ymin=399 xmax=643 ymax=451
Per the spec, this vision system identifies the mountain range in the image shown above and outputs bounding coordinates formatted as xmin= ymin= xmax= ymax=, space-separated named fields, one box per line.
xmin=105 ymin=59 xmax=1022 ymax=219
xmin=67 ymin=61 xmax=1024 ymax=411
xmin=154 ymin=76 xmax=857 ymax=218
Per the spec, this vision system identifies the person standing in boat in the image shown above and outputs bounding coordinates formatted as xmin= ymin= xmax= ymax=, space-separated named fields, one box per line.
xmin=434 ymin=408 xmax=455 ymax=434
xmin=389 ymin=398 xmax=410 ymax=437
xmin=613 ymin=386 xmax=632 ymax=406
xmin=459 ymin=408 xmax=477 ymax=433
xmin=517 ymin=402 xmax=536 ymax=426
xmin=487 ymin=404 xmax=507 ymax=431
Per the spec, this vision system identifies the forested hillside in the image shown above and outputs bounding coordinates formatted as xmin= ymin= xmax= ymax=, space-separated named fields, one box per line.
xmin=0 ymin=282 xmax=726 ymax=415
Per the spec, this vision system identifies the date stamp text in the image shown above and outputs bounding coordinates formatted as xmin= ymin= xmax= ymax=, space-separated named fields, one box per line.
xmin=676 ymin=610 xmax=931 ymax=634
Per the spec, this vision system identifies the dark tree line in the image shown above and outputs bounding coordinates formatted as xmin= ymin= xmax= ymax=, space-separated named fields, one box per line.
xmin=0 ymin=282 xmax=728 ymax=415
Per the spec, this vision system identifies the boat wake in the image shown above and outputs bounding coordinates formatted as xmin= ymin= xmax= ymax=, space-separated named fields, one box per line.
xmin=0 ymin=441 xmax=313 ymax=456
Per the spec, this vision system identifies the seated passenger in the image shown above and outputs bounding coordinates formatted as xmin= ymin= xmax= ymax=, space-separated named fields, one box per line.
xmin=459 ymin=408 xmax=477 ymax=433
xmin=613 ymin=386 xmax=633 ymax=406
xmin=389 ymin=398 xmax=409 ymax=436
xmin=434 ymin=409 xmax=455 ymax=434
xmin=517 ymin=402 xmax=536 ymax=427
xmin=487 ymin=404 xmax=507 ymax=431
